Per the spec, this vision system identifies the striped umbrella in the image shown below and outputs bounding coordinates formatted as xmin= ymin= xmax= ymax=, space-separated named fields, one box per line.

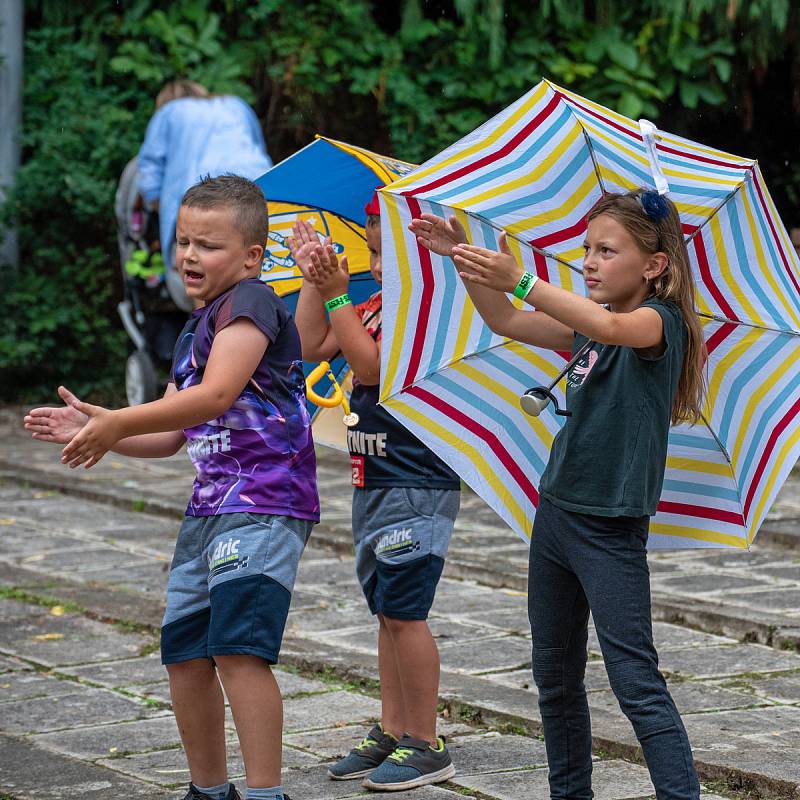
xmin=254 ymin=136 xmax=415 ymax=448
xmin=379 ymin=79 xmax=800 ymax=549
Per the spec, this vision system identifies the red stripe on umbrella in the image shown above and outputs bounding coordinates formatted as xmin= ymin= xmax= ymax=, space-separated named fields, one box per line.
xmin=404 ymin=198 xmax=437 ymax=390
xmin=705 ymin=322 xmax=738 ymax=356
xmin=408 ymin=385 xmax=540 ymax=508
xmin=751 ymin=172 xmax=800 ymax=297
xmin=402 ymin=93 xmax=562 ymax=198
xmin=743 ymin=394 xmax=800 ymax=520
xmin=693 ymin=233 xmax=740 ymax=322
xmin=530 ymin=217 xmax=588 ymax=250
xmin=656 ymin=500 xmax=744 ymax=527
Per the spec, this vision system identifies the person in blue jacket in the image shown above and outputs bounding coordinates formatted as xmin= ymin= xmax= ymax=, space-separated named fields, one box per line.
xmin=137 ymin=80 xmax=273 ymax=309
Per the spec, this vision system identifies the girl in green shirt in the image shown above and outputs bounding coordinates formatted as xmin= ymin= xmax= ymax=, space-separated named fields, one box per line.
xmin=410 ymin=190 xmax=705 ymax=800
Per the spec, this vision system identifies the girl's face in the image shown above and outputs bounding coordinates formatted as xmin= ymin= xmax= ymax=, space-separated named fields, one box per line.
xmin=582 ymin=214 xmax=663 ymax=312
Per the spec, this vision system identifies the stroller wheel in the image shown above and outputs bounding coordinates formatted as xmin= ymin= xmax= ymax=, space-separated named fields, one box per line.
xmin=126 ymin=350 xmax=159 ymax=406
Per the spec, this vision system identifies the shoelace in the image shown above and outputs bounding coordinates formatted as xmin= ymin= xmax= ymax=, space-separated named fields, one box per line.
xmin=387 ymin=746 xmax=415 ymax=763
xmin=355 ymin=736 xmax=378 ymax=752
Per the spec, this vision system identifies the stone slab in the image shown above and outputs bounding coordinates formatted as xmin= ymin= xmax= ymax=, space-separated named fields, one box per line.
xmin=60 ymin=653 xmax=167 ymax=687
xmin=438 ymin=635 xmax=532 ymax=674
xmin=652 ymin=574 xmax=775 ymax=594
xmin=447 ymin=732 xmax=548 ymax=774
xmin=431 ymin=584 xmax=528 ymax=617
xmin=33 ymin=715 xmax=184 ymax=759
xmin=0 ymin=611 xmax=151 ymax=666
xmin=452 ymin=759 xmax=654 ymax=800
xmin=274 ymin=668 xmax=334 ymax=697
xmin=659 ymin=644 xmax=800 ymax=679
xmin=0 ymin=670 xmax=84 ymax=702
xmin=730 ymin=589 xmax=800 ymax=613
xmin=96 ymin=742 xmax=318 ymax=787
xmin=747 ymin=674 xmax=800 ymax=704
xmin=286 ymin=602 xmax=375 ymax=635
xmin=0 ymin=526 xmax=86 ymax=556
xmin=0 ymin=733 xmax=172 ymax=799
xmin=2 ymin=685 xmax=164 ymax=734
xmin=588 ymin=621 xmax=737 ymax=655
xmin=283 ymin=690 xmax=382 ymax=733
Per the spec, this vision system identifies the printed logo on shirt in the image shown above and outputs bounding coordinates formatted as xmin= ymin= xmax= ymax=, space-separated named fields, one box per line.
xmin=347 ymin=430 xmax=388 ymax=458
xmin=208 ymin=537 xmax=249 ymax=578
xmin=567 ymin=347 xmax=599 ymax=391
xmin=351 ymin=455 xmax=365 ymax=487
xmin=187 ymin=429 xmax=232 ymax=459
xmin=375 ymin=527 xmax=421 ymax=558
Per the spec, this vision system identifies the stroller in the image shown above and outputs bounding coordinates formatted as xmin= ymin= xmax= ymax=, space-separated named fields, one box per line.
xmin=115 ymin=158 xmax=192 ymax=405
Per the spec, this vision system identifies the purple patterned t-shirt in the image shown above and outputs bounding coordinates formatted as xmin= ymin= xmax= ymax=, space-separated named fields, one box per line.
xmin=171 ymin=278 xmax=319 ymax=521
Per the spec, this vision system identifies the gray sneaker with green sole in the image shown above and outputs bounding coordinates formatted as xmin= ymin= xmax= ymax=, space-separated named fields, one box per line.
xmin=328 ymin=724 xmax=398 ymax=780
xmin=362 ymin=734 xmax=455 ymax=790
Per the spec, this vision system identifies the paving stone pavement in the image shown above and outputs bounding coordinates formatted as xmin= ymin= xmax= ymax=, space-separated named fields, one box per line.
xmin=0 ymin=406 xmax=799 ymax=798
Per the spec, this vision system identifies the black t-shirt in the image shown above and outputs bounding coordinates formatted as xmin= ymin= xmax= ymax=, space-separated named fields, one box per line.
xmin=538 ymin=298 xmax=686 ymax=517
xmin=347 ymin=291 xmax=461 ymax=490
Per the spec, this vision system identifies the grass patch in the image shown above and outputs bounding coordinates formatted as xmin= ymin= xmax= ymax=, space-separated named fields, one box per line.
xmin=0 ymin=586 xmax=83 ymax=615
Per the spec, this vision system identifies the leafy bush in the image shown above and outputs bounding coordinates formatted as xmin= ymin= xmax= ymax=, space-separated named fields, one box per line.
xmin=2 ymin=0 xmax=799 ymax=401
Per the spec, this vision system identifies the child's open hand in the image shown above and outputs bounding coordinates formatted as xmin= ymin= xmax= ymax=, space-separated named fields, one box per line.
xmin=409 ymin=213 xmax=468 ymax=257
xmin=452 ymin=232 xmax=524 ymax=294
xmin=288 ymin=219 xmax=328 ymax=279
xmin=60 ymin=402 xmax=123 ymax=469
xmin=308 ymin=244 xmax=350 ymax=301
xmin=24 ymin=386 xmax=89 ymax=444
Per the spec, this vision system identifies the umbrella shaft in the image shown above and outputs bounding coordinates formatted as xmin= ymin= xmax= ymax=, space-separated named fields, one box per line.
xmin=546 ymin=340 xmax=595 ymax=390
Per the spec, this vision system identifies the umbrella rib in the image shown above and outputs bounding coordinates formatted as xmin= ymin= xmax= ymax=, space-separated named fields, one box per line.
xmin=697 ymin=312 xmax=800 ymax=338
xmin=460 ymin=209 xmax=583 ymax=274
xmin=578 ymin=123 xmax=606 ymax=196
xmin=683 ymin=174 xmax=750 ymax=246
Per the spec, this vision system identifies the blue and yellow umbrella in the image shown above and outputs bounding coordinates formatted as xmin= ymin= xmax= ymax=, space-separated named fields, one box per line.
xmin=255 ymin=136 xmax=416 ymax=448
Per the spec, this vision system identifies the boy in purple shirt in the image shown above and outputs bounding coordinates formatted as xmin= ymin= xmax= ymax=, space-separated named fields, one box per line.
xmin=24 ymin=175 xmax=318 ymax=800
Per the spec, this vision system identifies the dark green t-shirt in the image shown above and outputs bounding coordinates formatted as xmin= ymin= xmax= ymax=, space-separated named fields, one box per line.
xmin=538 ymin=298 xmax=686 ymax=518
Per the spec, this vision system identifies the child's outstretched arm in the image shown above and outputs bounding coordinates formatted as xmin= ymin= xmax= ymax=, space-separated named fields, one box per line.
xmin=410 ymin=215 xmax=574 ymax=351
xmin=453 ymin=235 xmax=664 ymax=349
xmin=289 ymin=220 xmax=339 ymax=361
xmin=307 ymin=244 xmax=381 ymax=386
xmin=24 ymin=386 xmax=185 ymax=458
xmin=59 ymin=319 xmax=269 ymax=469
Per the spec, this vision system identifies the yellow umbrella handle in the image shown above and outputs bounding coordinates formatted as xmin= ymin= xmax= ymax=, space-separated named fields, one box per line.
xmin=306 ymin=361 xmax=344 ymax=408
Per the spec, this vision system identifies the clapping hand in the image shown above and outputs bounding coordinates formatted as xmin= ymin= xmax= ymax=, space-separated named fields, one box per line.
xmin=452 ymin=232 xmax=524 ymax=294
xmin=408 ymin=213 xmax=468 ymax=257
xmin=288 ymin=219 xmax=326 ymax=280
xmin=308 ymin=244 xmax=350 ymax=302
xmin=24 ymin=386 xmax=89 ymax=444
xmin=59 ymin=401 xmax=123 ymax=469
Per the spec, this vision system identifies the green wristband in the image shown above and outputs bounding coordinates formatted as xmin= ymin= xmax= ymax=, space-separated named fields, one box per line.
xmin=513 ymin=271 xmax=538 ymax=300
xmin=324 ymin=293 xmax=351 ymax=312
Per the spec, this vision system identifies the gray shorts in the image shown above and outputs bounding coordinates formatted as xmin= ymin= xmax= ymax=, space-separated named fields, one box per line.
xmin=161 ymin=512 xmax=312 ymax=665
xmin=353 ymin=487 xmax=459 ymax=620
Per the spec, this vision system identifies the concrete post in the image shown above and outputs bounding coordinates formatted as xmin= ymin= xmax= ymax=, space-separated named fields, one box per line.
xmin=0 ymin=0 xmax=23 ymax=270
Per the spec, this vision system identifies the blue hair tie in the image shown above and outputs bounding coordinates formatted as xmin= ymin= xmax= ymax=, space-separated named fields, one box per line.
xmin=639 ymin=191 xmax=670 ymax=222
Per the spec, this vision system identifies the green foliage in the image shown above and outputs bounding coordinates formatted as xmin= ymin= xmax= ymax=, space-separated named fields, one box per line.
xmin=3 ymin=0 xmax=800 ymax=400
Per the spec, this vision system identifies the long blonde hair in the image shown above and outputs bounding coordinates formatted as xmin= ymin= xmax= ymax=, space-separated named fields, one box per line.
xmin=587 ymin=190 xmax=706 ymax=425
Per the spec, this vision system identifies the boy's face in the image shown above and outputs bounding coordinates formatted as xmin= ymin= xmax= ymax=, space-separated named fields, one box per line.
xmin=366 ymin=223 xmax=382 ymax=285
xmin=175 ymin=205 xmax=263 ymax=305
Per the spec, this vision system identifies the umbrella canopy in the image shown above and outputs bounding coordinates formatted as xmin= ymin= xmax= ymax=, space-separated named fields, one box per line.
xmin=255 ymin=137 xmax=416 ymax=448
xmin=379 ymin=79 xmax=800 ymax=549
